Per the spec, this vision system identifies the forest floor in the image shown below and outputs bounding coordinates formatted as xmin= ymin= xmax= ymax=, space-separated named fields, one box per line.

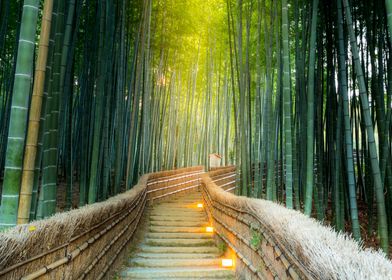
xmin=322 ymin=200 xmax=392 ymax=258
xmin=56 ymin=181 xmax=80 ymax=212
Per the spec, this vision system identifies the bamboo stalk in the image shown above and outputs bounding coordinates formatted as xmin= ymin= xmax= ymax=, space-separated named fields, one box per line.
xmin=0 ymin=0 xmax=40 ymax=229
xmin=17 ymin=0 xmax=54 ymax=225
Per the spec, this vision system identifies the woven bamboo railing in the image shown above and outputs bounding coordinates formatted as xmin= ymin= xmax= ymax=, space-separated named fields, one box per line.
xmin=201 ymin=174 xmax=307 ymax=280
xmin=209 ymin=166 xmax=237 ymax=193
xmin=147 ymin=166 xmax=205 ymax=203
xmin=2 ymin=165 xmax=392 ymax=279
xmin=0 ymin=166 xmax=204 ymax=279
xmin=200 ymin=174 xmax=392 ymax=280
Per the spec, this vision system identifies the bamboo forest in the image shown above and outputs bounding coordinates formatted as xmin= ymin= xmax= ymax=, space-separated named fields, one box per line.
xmin=0 ymin=0 xmax=392 ymax=278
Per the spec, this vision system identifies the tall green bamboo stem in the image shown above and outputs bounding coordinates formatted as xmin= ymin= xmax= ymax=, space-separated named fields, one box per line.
xmin=0 ymin=0 xmax=40 ymax=229
xmin=336 ymin=0 xmax=360 ymax=240
xmin=281 ymin=0 xmax=293 ymax=208
xmin=17 ymin=0 xmax=54 ymax=224
xmin=304 ymin=0 xmax=319 ymax=216
xmin=343 ymin=0 xmax=388 ymax=253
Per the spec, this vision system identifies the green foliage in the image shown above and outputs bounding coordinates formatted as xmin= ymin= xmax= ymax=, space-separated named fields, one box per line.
xmin=217 ymin=240 xmax=227 ymax=256
xmin=250 ymin=224 xmax=263 ymax=249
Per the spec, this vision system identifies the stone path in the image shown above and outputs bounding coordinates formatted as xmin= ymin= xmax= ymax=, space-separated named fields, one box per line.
xmin=120 ymin=190 xmax=235 ymax=279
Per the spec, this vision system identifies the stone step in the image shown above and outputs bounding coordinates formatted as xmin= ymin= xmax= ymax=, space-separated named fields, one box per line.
xmin=178 ymin=197 xmax=203 ymax=201
xmin=152 ymin=205 xmax=203 ymax=210
xmin=155 ymin=200 xmax=200 ymax=204
xmin=134 ymin=252 xmax=220 ymax=259
xmin=121 ymin=191 xmax=232 ymax=280
xmin=125 ymin=276 xmax=235 ymax=280
xmin=172 ymin=195 xmax=202 ymax=200
xmin=171 ymin=198 xmax=203 ymax=202
xmin=149 ymin=215 xmax=205 ymax=222
xmin=129 ymin=257 xmax=221 ymax=267
xmin=163 ymin=199 xmax=203 ymax=204
xmin=138 ymin=245 xmax=220 ymax=254
xmin=146 ymin=232 xmax=213 ymax=239
xmin=145 ymin=238 xmax=215 ymax=247
xmin=121 ymin=267 xmax=235 ymax=279
xmin=150 ymin=220 xmax=208 ymax=227
xmin=173 ymin=193 xmax=202 ymax=197
xmin=149 ymin=226 xmax=206 ymax=233
xmin=154 ymin=203 xmax=203 ymax=207
xmin=150 ymin=210 xmax=205 ymax=216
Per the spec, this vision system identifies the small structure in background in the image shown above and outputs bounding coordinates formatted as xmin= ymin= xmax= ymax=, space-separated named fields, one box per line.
xmin=209 ymin=153 xmax=222 ymax=169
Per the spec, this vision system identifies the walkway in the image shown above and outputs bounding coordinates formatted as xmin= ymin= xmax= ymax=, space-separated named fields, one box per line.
xmin=120 ymin=190 xmax=235 ymax=279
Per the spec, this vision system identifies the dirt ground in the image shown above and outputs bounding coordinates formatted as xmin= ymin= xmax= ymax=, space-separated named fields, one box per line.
xmin=322 ymin=199 xmax=392 ymax=259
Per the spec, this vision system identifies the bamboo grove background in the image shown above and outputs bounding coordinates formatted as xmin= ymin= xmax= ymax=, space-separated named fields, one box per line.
xmin=0 ymin=0 xmax=392 ymax=254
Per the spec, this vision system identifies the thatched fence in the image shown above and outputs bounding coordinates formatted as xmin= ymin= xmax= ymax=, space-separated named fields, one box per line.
xmin=0 ymin=166 xmax=204 ymax=279
xmin=208 ymin=166 xmax=237 ymax=193
xmin=201 ymin=173 xmax=392 ymax=280
xmin=2 ymin=165 xmax=392 ymax=279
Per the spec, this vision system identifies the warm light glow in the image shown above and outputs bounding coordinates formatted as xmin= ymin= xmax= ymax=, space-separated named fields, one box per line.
xmin=157 ymin=74 xmax=167 ymax=86
xmin=197 ymin=203 xmax=203 ymax=208
xmin=206 ymin=226 xmax=214 ymax=233
xmin=221 ymin=259 xmax=233 ymax=268
xmin=28 ymin=225 xmax=36 ymax=232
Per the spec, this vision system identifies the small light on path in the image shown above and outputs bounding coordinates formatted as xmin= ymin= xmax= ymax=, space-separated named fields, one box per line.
xmin=197 ymin=203 xmax=203 ymax=208
xmin=221 ymin=259 xmax=233 ymax=268
xmin=206 ymin=226 xmax=214 ymax=233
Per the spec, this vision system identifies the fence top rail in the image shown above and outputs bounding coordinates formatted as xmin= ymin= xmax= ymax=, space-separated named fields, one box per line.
xmin=147 ymin=177 xmax=201 ymax=194
xmin=208 ymin=167 xmax=236 ymax=178
xmin=147 ymin=166 xmax=204 ymax=182
xmin=147 ymin=170 xmax=205 ymax=186
xmin=0 ymin=175 xmax=149 ymax=272
xmin=201 ymin=174 xmax=392 ymax=280
xmin=212 ymin=173 xmax=237 ymax=183
xmin=0 ymin=166 xmax=208 ymax=273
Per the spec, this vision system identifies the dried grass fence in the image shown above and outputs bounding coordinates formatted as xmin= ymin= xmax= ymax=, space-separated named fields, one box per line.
xmin=0 ymin=166 xmax=204 ymax=279
xmin=209 ymin=166 xmax=237 ymax=193
xmin=201 ymin=174 xmax=392 ymax=280
xmin=3 ymin=165 xmax=391 ymax=280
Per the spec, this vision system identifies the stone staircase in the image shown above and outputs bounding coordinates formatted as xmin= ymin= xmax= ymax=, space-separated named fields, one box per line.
xmin=120 ymin=190 xmax=235 ymax=279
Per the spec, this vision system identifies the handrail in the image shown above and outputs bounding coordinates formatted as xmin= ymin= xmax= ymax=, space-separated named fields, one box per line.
xmin=147 ymin=178 xmax=200 ymax=194
xmin=150 ymin=183 xmax=201 ymax=201
xmin=202 ymin=186 xmax=311 ymax=279
xmin=21 ymin=190 xmax=147 ymax=280
xmin=4 ymin=165 xmax=387 ymax=280
xmin=206 ymin=168 xmax=314 ymax=279
xmin=147 ymin=170 xmax=205 ymax=185
xmin=0 ymin=189 xmax=146 ymax=277
xmin=212 ymin=173 xmax=236 ymax=183
xmin=0 ymin=166 xmax=205 ymax=279
xmin=201 ymin=173 xmax=392 ymax=280
xmin=147 ymin=166 xmax=204 ymax=182
xmin=201 ymin=181 xmax=273 ymax=279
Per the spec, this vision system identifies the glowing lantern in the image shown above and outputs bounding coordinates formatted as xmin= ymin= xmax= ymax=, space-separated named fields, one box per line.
xmin=197 ymin=203 xmax=203 ymax=208
xmin=206 ymin=226 xmax=214 ymax=233
xmin=221 ymin=259 xmax=233 ymax=268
